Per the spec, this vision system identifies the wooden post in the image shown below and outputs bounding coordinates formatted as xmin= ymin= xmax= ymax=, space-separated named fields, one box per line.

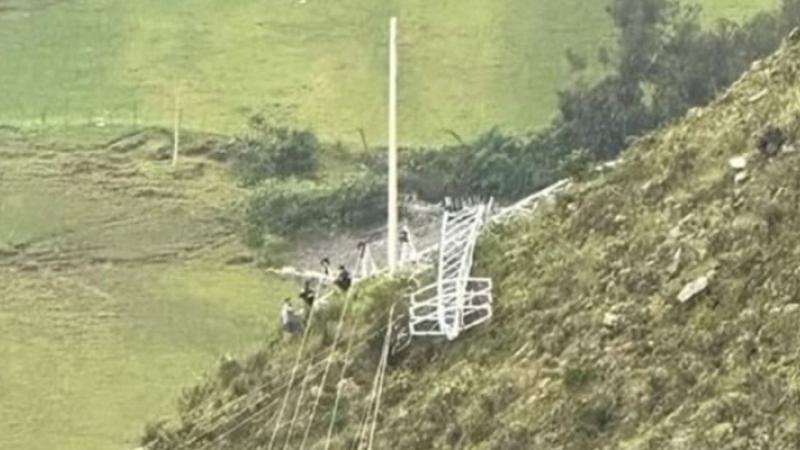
xmin=172 ymin=89 xmax=181 ymax=167
xmin=387 ymin=17 xmax=399 ymax=273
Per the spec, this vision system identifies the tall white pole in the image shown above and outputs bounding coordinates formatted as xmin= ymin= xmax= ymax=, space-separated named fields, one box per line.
xmin=387 ymin=17 xmax=399 ymax=273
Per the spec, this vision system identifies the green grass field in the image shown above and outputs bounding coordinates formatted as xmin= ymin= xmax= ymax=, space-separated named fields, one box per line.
xmin=0 ymin=128 xmax=295 ymax=450
xmin=0 ymin=0 xmax=775 ymax=144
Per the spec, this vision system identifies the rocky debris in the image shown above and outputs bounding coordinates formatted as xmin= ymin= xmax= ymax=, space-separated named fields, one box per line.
xmin=602 ymin=312 xmax=623 ymax=329
xmin=728 ymin=155 xmax=749 ymax=185
xmin=784 ymin=304 xmax=800 ymax=314
xmin=747 ymin=89 xmax=768 ymax=103
xmin=770 ymin=303 xmax=800 ymax=315
xmin=728 ymin=156 xmax=747 ymax=171
xmin=707 ymin=422 xmax=734 ymax=441
xmin=677 ymin=273 xmax=711 ymax=303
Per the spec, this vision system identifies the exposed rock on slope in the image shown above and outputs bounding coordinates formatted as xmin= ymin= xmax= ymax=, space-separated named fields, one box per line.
xmin=144 ymin=36 xmax=800 ymax=450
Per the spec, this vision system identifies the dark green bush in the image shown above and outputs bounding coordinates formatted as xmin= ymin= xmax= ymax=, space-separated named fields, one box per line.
xmin=231 ymin=114 xmax=319 ymax=185
xmin=395 ymin=128 xmax=570 ymax=202
xmin=244 ymin=173 xmax=387 ymax=241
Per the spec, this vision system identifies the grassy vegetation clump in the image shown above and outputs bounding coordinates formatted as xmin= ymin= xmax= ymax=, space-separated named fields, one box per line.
xmin=243 ymin=173 xmax=387 ymax=242
xmin=230 ymin=115 xmax=320 ymax=186
xmin=144 ymin=33 xmax=800 ymax=450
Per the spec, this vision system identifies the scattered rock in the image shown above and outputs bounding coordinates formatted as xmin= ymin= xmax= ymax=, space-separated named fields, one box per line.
xmin=748 ymin=89 xmax=768 ymax=103
xmin=309 ymin=385 xmax=322 ymax=399
xmin=677 ymin=275 xmax=710 ymax=303
xmin=602 ymin=312 xmax=623 ymax=329
xmin=784 ymin=304 xmax=800 ymax=314
xmin=707 ymin=422 xmax=734 ymax=442
xmin=728 ymin=156 xmax=747 ymax=171
xmin=668 ymin=225 xmax=682 ymax=240
xmin=734 ymin=171 xmax=749 ymax=184
xmin=687 ymin=107 xmax=703 ymax=119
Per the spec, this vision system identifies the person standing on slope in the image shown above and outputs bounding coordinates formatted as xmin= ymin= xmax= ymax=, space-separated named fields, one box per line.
xmin=280 ymin=298 xmax=302 ymax=337
xmin=299 ymin=279 xmax=315 ymax=316
xmin=334 ymin=265 xmax=352 ymax=292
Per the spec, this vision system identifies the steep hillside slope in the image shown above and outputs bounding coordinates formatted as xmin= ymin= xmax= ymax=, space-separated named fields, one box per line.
xmin=143 ymin=32 xmax=800 ymax=450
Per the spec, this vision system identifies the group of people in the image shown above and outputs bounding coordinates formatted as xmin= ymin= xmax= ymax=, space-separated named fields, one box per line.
xmin=278 ymin=227 xmax=421 ymax=337
xmin=280 ymin=256 xmax=353 ymax=336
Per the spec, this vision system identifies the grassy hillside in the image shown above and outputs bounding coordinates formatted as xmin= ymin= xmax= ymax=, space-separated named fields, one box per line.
xmin=0 ymin=0 xmax=773 ymax=144
xmin=0 ymin=127 xmax=295 ymax=450
xmin=143 ymin=31 xmax=800 ymax=449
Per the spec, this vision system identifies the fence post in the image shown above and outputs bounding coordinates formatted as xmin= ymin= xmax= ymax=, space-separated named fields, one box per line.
xmin=172 ymin=89 xmax=181 ymax=167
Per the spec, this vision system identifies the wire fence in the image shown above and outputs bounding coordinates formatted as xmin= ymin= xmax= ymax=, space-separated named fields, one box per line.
xmin=0 ymin=95 xmax=261 ymax=136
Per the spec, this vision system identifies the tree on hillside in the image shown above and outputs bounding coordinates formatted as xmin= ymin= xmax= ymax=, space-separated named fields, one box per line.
xmin=555 ymin=0 xmax=799 ymax=161
xmin=606 ymin=0 xmax=676 ymax=84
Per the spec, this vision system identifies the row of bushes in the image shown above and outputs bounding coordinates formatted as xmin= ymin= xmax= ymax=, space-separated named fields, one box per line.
xmin=360 ymin=128 xmax=586 ymax=203
xmin=243 ymin=173 xmax=387 ymax=245
xmin=229 ymin=114 xmax=319 ymax=186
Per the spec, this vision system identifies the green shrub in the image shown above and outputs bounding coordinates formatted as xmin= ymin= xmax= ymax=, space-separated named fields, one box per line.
xmin=231 ymin=114 xmax=319 ymax=185
xmin=244 ymin=173 xmax=387 ymax=239
xmin=558 ymin=148 xmax=595 ymax=181
xmin=396 ymin=128 xmax=569 ymax=202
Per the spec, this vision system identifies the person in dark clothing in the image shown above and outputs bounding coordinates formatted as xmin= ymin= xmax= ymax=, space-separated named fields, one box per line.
xmin=334 ymin=265 xmax=352 ymax=292
xmin=321 ymin=257 xmax=332 ymax=279
xmin=299 ymin=279 xmax=315 ymax=311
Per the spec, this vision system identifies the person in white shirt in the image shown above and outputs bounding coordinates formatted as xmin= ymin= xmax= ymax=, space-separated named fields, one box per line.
xmin=280 ymin=298 xmax=302 ymax=336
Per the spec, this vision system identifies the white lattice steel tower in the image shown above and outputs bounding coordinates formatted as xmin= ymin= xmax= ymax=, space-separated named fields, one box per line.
xmin=408 ymin=203 xmax=494 ymax=340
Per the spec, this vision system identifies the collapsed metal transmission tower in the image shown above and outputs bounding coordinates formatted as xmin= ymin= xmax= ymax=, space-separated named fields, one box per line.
xmin=408 ymin=203 xmax=494 ymax=341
